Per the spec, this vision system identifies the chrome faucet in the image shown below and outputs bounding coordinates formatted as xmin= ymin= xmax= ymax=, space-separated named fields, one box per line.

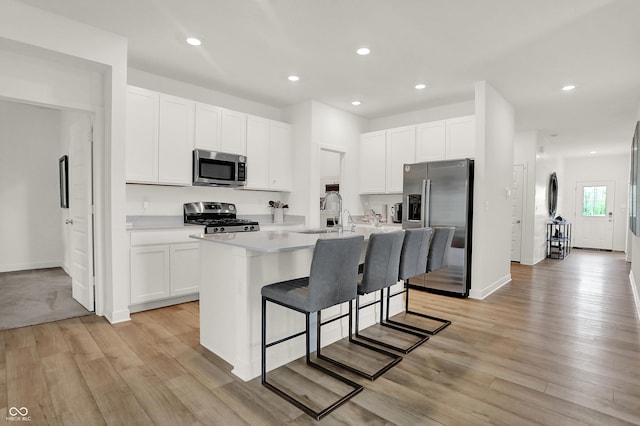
xmin=321 ymin=191 xmax=343 ymax=233
xmin=344 ymin=208 xmax=356 ymax=232
xmin=370 ymin=208 xmax=381 ymax=227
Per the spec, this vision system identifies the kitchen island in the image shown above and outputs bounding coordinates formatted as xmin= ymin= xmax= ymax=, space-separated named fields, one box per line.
xmin=191 ymin=228 xmax=404 ymax=381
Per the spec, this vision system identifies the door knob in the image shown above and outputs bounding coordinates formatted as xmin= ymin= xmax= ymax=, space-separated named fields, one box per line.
xmin=516 ymin=220 xmax=521 ymax=224
xmin=65 ymin=218 xmax=74 ymax=224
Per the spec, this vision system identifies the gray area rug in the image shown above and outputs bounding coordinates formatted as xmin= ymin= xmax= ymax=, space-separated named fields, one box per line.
xmin=0 ymin=267 xmax=91 ymax=331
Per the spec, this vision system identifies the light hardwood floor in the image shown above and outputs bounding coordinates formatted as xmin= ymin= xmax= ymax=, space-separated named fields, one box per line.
xmin=1 ymin=249 xmax=639 ymax=425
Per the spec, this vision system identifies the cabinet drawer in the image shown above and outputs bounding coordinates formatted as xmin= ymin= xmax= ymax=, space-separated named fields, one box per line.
xmin=130 ymin=227 xmax=203 ymax=246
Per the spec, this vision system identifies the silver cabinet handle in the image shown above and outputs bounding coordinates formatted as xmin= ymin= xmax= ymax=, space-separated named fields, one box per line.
xmin=65 ymin=218 xmax=74 ymax=224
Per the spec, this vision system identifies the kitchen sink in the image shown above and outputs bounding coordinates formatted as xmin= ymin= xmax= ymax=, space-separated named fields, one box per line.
xmin=293 ymin=229 xmax=337 ymax=234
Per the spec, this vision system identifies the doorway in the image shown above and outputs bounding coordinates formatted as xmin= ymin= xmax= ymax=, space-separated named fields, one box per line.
xmin=319 ymin=147 xmax=345 ymax=228
xmin=573 ymin=181 xmax=615 ymax=250
xmin=0 ymin=100 xmax=94 ymax=329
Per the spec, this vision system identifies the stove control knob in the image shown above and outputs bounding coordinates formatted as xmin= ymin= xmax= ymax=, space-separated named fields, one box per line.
xmin=220 ymin=227 xmax=225 ymax=232
xmin=250 ymin=226 xmax=255 ymax=231
xmin=244 ymin=226 xmax=249 ymax=231
xmin=213 ymin=227 xmax=219 ymax=233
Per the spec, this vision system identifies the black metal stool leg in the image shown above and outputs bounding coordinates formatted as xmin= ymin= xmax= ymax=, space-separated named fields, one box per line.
xmin=385 ymin=280 xmax=452 ymax=335
xmin=354 ymin=289 xmax=429 ymax=354
xmin=261 ymin=297 xmax=363 ymax=420
xmin=316 ymin=302 xmax=402 ymax=381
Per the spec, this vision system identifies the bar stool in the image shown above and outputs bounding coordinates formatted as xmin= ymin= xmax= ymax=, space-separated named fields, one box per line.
xmin=261 ymin=235 xmax=364 ymax=421
xmin=387 ymin=226 xmax=453 ymax=335
xmin=352 ymin=231 xmax=430 ymax=355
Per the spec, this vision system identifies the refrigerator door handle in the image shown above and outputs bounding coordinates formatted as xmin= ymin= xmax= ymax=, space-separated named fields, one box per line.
xmin=423 ymin=179 xmax=431 ymax=226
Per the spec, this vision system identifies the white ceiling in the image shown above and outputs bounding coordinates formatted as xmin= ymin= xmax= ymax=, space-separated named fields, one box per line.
xmin=18 ymin=0 xmax=640 ymax=158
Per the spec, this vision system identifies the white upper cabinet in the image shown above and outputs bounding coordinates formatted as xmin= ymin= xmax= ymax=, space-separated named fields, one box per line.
xmin=416 ymin=120 xmax=446 ymax=162
xmin=358 ymin=115 xmax=475 ymax=194
xmin=268 ymin=121 xmax=292 ymax=191
xmin=359 ymin=127 xmax=415 ymax=194
xmin=126 ymin=86 xmax=194 ymax=186
xmin=386 ymin=126 xmax=416 ymax=193
xmin=194 ymin=102 xmax=222 ymax=152
xmin=126 ymin=86 xmax=159 ymax=183
xmin=246 ymin=116 xmax=269 ymax=189
xmin=245 ymin=116 xmax=292 ymax=191
xmin=220 ymin=109 xmax=247 ymax=156
xmin=445 ymin=115 xmax=475 ymax=159
xmin=358 ymin=130 xmax=387 ymax=194
xmin=158 ymin=94 xmax=194 ymax=185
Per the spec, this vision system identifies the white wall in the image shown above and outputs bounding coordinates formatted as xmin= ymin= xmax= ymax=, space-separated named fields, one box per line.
xmin=126 ymin=184 xmax=287 ymax=217
xmin=563 ymin=154 xmax=629 ymax=251
xmin=470 ymin=81 xmax=514 ymax=299
xmin=285 ymin=100 xmax=366 ymax=227
xmin=0 ymin=100 xmax=63 ymax=272
xmin=628 ymin=105 xmax=640 ymax=319
xmin=368 ymin=100 xmax=474 ymax=131
xmin=0 ymin=0 xmax=129 ymax=323
xmin=534 ymin=139 xmax=565 ymax=263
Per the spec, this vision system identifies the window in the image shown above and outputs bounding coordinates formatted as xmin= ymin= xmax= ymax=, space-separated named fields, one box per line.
xmin=583 ymin=186 xmax=607 ymax=216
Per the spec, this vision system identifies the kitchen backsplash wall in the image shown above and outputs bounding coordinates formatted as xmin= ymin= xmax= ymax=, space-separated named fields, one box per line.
xmin=126 ymin=184 xmax=290 ymax=216
xmin=359 ymin=194 xmax=402 ymax=223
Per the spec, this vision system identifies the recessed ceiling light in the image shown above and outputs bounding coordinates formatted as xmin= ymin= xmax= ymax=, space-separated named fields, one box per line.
xmin=352 ymin=101 xmax=361 ymax=106
xmin=356 ymin=47 xmax=370 ymax=56
xmin=288 ymin=75 xmax=300 ymax=82
xmin=186 ymin=37 xmax=202 ymax=46
xmin=590 ymin=151 xmax=597 ymax=154
xmin=415 ymin=83 xmax=426 ymax=90
xmin=562 ymin=84 xmax=576 ymax=91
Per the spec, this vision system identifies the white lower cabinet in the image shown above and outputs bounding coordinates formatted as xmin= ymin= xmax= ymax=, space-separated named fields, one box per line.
xmin=170 ymin=243 xmax=200 ymax=296
xmin=130 ymin=229 xmax=201 ymax=306
xmin=131 ymin=245 xmax=171 ymax=303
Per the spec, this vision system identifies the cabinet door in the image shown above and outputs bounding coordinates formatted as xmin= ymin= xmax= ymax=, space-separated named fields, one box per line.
xmin=446 ymin=115 xmax=475 ymax=159
xmin=386 ymin=126 xmax=416 ymax=193
xmin=358 ymin=131 xmax=387 ymax=194
xmin=130 ymin=245 xmax=171 ymax=303
xmin=268 ymin=121 xmax=292 ymax=191
xmin=220 ymin=109 xmax=247 ymax=155
xmin=416 ymin=120 xmax=446 ymax=162
xmin=126 ymin=87 xmax=159 ymax=183
xmin=245 ymin=116 xmax=270 ymax=189
xmin=194 ymin=102 xmax=221 ymax=151
xmin=170 ymin=243 xmax=200 ymax=296
xmin=158 ymin=95 xmax=194 ymax=185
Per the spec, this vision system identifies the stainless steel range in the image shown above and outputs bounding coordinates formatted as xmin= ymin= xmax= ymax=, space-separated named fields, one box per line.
xmin=183 ymin=202 xmax=260 ymax=234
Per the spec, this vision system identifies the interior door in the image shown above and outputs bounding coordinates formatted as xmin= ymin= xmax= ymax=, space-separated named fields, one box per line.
xmin=69 ymin=114 xmax=95 ymax=311
xmin=511 ymin=165 xmax=524 ymax=262
xmin=573 ymin=181 xmax=615 ymax=250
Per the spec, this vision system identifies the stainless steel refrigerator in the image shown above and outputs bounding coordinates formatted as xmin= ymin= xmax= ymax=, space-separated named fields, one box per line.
xmin=402 ymin=159 xmax=473 ymax=297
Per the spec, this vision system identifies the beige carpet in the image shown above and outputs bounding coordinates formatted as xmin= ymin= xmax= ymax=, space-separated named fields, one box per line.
xmin=0 ymin=267 xmax=91 ymax=331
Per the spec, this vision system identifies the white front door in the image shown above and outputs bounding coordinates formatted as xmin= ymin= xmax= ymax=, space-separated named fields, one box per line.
xmin=511 ymin=165 xmax=524 ymax=262
xmin=573 ymin=181 xmax=615 ymax=250
xmin=69 ymin=115 xmax=95 ymax=311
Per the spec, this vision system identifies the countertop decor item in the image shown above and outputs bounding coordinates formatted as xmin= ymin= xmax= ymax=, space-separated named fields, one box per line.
xmin=269 ymin=200 xmax=288 ymax=223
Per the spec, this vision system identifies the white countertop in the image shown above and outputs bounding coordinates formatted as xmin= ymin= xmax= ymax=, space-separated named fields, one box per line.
xmin=190 ymin=226 xmax=401 ymax=253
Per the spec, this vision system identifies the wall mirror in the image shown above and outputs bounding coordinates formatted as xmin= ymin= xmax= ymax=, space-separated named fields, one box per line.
xmin=548 ymin=172 xmax=558 ymax=218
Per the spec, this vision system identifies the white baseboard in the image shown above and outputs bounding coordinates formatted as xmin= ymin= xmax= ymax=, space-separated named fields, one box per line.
xmin=106 ymin=308 xmax=131 ymax=324
xmin=469 ymin=273 xmax=512 ymax=300
xmin=0 ymin=260 xmax=62 ymax=273
xmin=629 ymin=270 xmax=640 ymax=322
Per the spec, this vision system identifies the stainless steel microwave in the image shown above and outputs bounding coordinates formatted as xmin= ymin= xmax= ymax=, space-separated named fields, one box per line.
xmin=192 ymin=149 xmax=246 ymax=187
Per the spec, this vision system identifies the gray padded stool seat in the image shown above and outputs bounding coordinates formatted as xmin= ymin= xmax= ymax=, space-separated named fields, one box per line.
xmin=387 ymin=227 xmax=452 ymax=336
xmin=261 ymin=235 xmax=363 ymax=421
xmin=427 ymin=226 xmax=455 ymax=272
xmin=350 ymin=231 xmax=429 ymax=355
